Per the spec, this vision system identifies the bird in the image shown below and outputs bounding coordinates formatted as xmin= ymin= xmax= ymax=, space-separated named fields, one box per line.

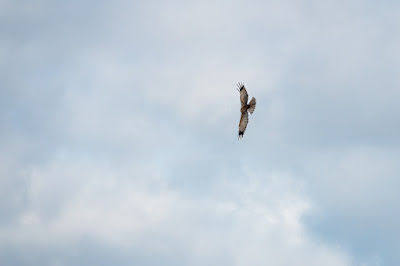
xmin=237 ymin=82 xmax=256 ymax=139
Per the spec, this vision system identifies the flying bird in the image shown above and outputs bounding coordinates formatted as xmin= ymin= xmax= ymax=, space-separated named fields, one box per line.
xmin=237 ymin=82 xmax=256 ymax=139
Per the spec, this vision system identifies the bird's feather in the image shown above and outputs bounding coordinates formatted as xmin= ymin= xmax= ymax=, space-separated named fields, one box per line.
xmin=248 ymin=97 xmax=256 ymax=114
xmin=238 ymin=111 xmax=249 ymax=138
xmin=238 ymin=82 xmax=248 ymax=107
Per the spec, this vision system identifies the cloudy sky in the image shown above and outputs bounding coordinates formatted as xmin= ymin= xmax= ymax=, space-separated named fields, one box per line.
xmin=1 ymin=0 xmax=400 ymax=265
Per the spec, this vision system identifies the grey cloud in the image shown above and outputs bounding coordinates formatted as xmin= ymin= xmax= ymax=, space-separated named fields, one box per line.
xmin=0 ymin=155 xmax=352 ymax=266
xmin=1 ymin=0 xmax=400 ymax=265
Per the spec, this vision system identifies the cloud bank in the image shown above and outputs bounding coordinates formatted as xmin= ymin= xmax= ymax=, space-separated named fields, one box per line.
xmin=1 ymin=0 xmax=400 ymax=265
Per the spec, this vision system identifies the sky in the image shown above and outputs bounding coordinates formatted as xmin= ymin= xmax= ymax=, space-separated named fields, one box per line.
xmin=1 ymin=0 xmax=400 ymax=265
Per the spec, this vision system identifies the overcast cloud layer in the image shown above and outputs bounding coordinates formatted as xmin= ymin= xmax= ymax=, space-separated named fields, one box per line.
xmin=1 ymin=0 xmax=400 ymax=265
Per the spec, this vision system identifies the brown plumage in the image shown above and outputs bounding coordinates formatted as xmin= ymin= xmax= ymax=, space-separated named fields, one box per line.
xmin=237 ymin=82 xmax=256 ymax=139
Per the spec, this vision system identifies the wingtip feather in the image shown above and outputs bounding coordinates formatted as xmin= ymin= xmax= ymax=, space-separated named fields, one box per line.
xmin=237 ymin=82 xmax=245 ymax=92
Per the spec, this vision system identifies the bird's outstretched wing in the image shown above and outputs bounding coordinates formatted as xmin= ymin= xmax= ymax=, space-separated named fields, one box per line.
xmin=238 ymin=111 xmax=249 ymax=138
xmin=237 ymin=82 xmax=248 ymax=107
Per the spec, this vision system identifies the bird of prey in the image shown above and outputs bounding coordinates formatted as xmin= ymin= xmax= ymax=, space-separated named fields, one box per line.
xmin=237 ymin=82 xmax=256 ymax=139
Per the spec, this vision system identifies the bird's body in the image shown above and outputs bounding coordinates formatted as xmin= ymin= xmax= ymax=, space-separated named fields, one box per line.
xmin=237 ymin=82 xmax=256 ymax=139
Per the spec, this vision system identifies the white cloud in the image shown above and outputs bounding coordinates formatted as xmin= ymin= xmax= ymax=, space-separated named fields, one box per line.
xmin=1 ymin=154 xmax=354 ymax=266
xmin=2 ymin=0 xmax=400 ymax=265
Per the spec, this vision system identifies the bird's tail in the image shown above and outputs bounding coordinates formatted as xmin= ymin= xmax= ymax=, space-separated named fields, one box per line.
xmin=248 ymin=97 xmax=256 ymax=114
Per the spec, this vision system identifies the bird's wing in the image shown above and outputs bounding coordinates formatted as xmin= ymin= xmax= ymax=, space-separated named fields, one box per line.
xmin=237 ymin=82 xmax=248 ymax=107
xmin=238 ymin=111 xmax=249 ymax=139
xmin=248 ymin=97 xmax=256 ymax=114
